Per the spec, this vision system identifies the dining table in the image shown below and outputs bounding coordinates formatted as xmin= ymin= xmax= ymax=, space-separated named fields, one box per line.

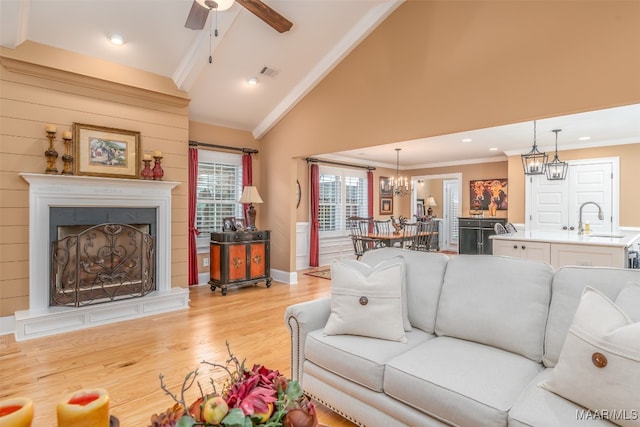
xmin=365 ymin=231 xmax=438 ymax=248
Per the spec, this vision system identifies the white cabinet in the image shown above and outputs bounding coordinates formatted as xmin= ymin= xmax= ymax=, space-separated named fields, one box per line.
xmin=492 ymin=240 xmax=550 ymax=263
xmin=550 ymin=243 xmax=627 ymax=269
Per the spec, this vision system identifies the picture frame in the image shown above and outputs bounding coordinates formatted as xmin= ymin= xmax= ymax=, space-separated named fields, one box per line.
xmin=73 ymin=123 xmax=141 ymax=178
xmin=380 ymin=197 xmax=393 ymax=215
xmin=379 ymin=176 xmax=392 ymax=197
xmin=223 ymin=217 xmax=235 ymax=231
xmin=233 ymin=218 xmax=245 ymax=232
xmin=416 ymin=198 xmax=425 ymax=217
xmin=470 ymin=178 xmax=509 ymax=210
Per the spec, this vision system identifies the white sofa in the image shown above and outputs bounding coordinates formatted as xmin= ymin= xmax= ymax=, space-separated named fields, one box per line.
xmin=284 ymin=248 xmax=640 ymax=427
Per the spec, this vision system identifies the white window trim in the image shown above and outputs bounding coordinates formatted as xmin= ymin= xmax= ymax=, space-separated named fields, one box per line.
xmin=319 ymin=165 xmax=369 ymax=238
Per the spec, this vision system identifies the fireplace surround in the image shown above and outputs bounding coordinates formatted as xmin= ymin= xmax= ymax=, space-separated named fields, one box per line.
xmin=16 ymin=173 xmax=189 ymax=341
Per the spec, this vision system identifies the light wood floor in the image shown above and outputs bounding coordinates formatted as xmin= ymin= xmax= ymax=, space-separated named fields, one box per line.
xmin=0 ymin=271 xmax=356 ymax=426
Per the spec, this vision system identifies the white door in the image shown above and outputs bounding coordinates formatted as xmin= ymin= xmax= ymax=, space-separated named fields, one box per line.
xmin=527 ymin=157 xmax=617 ymax=232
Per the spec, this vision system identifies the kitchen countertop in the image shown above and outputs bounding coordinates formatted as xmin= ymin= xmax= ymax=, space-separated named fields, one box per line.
xmin=490 ymin=229 xmax=640 ymax=248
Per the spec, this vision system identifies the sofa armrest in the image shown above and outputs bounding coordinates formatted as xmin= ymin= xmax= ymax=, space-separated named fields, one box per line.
xmin=284 ymin=296 xmax=331 ymax=382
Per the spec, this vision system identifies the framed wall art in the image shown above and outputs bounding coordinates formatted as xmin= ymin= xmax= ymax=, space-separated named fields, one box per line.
xmin=470 ymin=179 xmax=508 ymax=210
xmin=379 ymin=176 xmax=392 ymax=197
xmin=73 ymin=123 xmax=141 ymax=178
xmin=380 ymin=197 xmax=393 ymax=215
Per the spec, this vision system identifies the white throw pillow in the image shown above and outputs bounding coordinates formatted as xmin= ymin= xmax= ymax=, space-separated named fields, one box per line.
xmin=540 ymin=287 xmax=640 ymax=427
xmin=323 ymin=257 xmax=407 ymax=343
xmin=339 ymin=257 xmax=412 ymax=331
xmin=615 ymin=282 xmax=640 ymax=322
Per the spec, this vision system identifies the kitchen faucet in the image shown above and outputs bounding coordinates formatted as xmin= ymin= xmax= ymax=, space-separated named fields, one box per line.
xmin=578 ymin=201 xmax=605 ymax=235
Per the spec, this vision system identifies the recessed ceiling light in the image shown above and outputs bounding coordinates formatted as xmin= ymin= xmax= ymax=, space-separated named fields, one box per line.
xmin=578 ymin=136 xmax=591 ymax=141
xmin=462 ymin=138 xmax=472 ymax=143
xmin=247 ymin=77 xmax=258 ymax=85
xmin=109 ymin=33 xmax=124 ymax=45
xmin=489 ymin=147 xmax=498 ymax=151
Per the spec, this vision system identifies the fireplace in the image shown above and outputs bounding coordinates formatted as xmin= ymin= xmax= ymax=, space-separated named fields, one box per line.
xmin=17 ymin=173 xmax=189 ymax=341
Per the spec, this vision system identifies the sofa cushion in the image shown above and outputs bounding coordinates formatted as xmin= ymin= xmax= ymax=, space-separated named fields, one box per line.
xmin=383 ymin=336 xmax=543 ymax=427
xmin=338 ymin=257 xmax=412 ymax=331
xmin=544 ymin=266 xmax=640 ymax=367
xmin=323 ymin=257 xmax=407 ymax=342
xmin=305 ymin=328 xmax=433 ymax=392
xmin=361 ymin=248 xmax=448 ymax=333
xmin=509 ymin=369 xmax=618 ymax=427
xmin=615 ymin=281 xmax=640 ymax=322
xmin=435 ymin=255 xmax=553 ymax=362
xmin=540 ymin=287 xmax=640 ymax=427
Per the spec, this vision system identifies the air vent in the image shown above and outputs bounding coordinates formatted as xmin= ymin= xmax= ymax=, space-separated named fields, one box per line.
xmin=260 ymin=66 xmax=278 ymax=78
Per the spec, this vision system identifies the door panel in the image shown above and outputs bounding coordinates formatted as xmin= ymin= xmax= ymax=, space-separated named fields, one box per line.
xmin=568 ymin=163 xmax=612 ymax=233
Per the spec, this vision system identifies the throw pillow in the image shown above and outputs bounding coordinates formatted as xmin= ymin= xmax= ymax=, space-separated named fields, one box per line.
xmin=615 ymin=282 xmax=640 ymax=322
xmin=339 ymin=257 xmax=412 ymax=331
xmin=323 ymin=257 xmax=407 ymax=343
xmin=540 ymin=287 xmax=640 ymax=427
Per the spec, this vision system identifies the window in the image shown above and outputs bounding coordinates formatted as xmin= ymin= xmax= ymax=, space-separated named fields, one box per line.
xmin=319 ymin=165 xmax=368 ymax=237
xmin=196 ymin=150 xmax=243 ymax=247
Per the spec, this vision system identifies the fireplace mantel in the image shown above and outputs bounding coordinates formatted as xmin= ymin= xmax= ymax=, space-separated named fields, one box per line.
xmin=16 ymin=173 xmax=189 ymax=340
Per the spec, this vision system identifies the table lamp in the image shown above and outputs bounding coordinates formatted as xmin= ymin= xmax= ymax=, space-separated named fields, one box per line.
xmin=238 ymin=186 xmax=264 ymax=230
xmin=427 ymin=196 xmax=437 ymax=217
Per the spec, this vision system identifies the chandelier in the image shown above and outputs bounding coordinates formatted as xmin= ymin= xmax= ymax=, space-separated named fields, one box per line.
xmin=390 ymin=148 xmax=412 ymax=197
xmin=545 ymin=129 xmax=568 ymax=180
xmin=521 ymin=120 xmax=548 ymax=176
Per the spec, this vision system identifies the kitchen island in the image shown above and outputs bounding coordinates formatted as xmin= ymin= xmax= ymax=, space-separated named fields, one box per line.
xmin=491 ymin=229 xmax=640 ymax=269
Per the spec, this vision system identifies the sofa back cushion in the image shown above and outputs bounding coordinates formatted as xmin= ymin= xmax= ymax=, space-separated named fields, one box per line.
xmin=361 ymin=248 xmax=448 ymax=334
xmin=544 ymin=266 xmax=640 ymax=367
xmin=435 ymin=255 xmax=554 ymax=362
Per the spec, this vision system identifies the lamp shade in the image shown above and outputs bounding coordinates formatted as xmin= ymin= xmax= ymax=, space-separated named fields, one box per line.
xmin=427 ymin=196 xmax=437 ymax=207
xmin=238 ymin=186 xmax=263 ymax=204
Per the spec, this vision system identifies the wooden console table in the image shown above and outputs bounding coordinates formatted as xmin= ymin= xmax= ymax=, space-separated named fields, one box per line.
xmin=209 ymin=230 xmax=271 ymax=295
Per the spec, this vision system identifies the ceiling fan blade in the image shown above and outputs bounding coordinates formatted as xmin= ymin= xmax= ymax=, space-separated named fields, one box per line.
xmin=185 ymin=0 xmax=210 ymax=30
xmin=236 ymin=0 xmax=293 ymax=33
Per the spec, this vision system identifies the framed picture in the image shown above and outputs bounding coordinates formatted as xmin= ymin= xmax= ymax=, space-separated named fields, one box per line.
xmin=379 ymin=176 xmax=392 ymax=197
xmin=233 ymin=218 xmax=245 ymax=232
xmin=380 ymin=197 xmax=393 ymax=215
xmin=223 ymin=217 xmax=235 ymax=231
xmin=470 ymin=179 xmax=509 ymax=210
xmin=73 ymin=123 xmax=141 ymax=178
xmin=416 ymin=198 xmax=425 ymax=217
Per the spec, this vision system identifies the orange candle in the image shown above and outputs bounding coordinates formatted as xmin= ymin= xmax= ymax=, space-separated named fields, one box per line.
xmin=57 ymin=389 xmax=109 ymax=427
xmin=0 ymin=397 xmax=34 ymax=427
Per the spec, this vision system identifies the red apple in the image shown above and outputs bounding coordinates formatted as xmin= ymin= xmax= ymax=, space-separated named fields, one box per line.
xmin=202 ymin=396 xmax=228 ymax=425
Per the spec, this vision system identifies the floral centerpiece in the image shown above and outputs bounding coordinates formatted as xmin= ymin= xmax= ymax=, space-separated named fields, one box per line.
xmin=150 ymin=342 xmax=318 ymax=427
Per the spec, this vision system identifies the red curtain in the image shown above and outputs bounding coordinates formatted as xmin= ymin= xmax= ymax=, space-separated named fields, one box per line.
xmin=367 ymin=170 xmax=374 ymax=232
xmin=188 ymin=147 xmax=200 ymax=286
xmin=242 ymin=154 xmax=252 ymax=224
xmin=309 ymin=163 xmax=320 ymax=267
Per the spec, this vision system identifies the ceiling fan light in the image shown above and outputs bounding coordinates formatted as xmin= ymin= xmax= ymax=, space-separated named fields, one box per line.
xmin=215 ymin=0 xmax=235 ymax=11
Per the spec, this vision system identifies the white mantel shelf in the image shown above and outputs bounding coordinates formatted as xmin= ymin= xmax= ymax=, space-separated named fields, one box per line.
xmin=16 ymin=173 xmax=189 ymax=341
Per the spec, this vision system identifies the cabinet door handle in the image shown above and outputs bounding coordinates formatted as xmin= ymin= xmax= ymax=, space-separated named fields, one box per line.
xmin=569 ymin=226 xmax=575 ymax=230
xmin=513 ymin=245 xmax=518 ymax=249
xmin=562 ymin=226 xmax=568 ymax=230
xmin=521 ymin=245 xmax=526 ymax=250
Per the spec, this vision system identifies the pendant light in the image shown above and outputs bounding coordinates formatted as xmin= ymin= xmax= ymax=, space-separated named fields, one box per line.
xmin=521 ymin=120 xmax=548 ymax=175
xmin=390 ymin=148 xmax=412 ymax=197
xmin=545 ymin=129 xmax=568 ymax=180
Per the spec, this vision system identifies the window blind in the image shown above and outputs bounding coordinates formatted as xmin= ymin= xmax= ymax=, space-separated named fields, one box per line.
xmin=319 ymin=166 xmax=368 ymax=236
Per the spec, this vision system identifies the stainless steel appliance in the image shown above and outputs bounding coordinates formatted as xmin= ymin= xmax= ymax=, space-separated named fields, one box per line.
xmin=458 ymin=217 xmax=507 ymax=254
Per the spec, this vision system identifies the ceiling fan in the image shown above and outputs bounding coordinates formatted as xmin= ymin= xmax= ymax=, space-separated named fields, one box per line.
xmin=185 ymin=0 xmax=293 ymax=33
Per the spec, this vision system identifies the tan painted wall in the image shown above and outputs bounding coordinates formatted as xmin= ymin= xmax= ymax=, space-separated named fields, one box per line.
xmin=0 ymin=43 xmax=190 ymax=316
xmin=188 ymin=121 xmax=261 ymax=275
xmin=261 ymin=1 xmax=640 ymax=272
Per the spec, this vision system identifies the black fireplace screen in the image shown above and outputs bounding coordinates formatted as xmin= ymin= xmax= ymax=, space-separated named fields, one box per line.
xmin=50 ymin=223 xmax=155 ymax=307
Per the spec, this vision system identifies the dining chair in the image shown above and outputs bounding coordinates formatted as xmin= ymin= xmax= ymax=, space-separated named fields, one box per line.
xmin=494 ymin=223 xmax=508 ymax=235
xmin=412 ymin=220 xmax=435 ymax=251
xmin=347 ymin=217 xmax=376 ymax=259
xmin=401 ymin=222 xmax=419 ymax=249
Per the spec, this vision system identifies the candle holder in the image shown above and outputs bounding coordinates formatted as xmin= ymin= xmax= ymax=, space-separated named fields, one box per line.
xmin=61 ymin=134 xmax=73 ymax=175
xmin=141 ymin=159 xmax=154 ymax=180
xmin=152 ymin=156 xmax=164 ymax=180
xmin=45 ymin=130 xmax=59 ymax=174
